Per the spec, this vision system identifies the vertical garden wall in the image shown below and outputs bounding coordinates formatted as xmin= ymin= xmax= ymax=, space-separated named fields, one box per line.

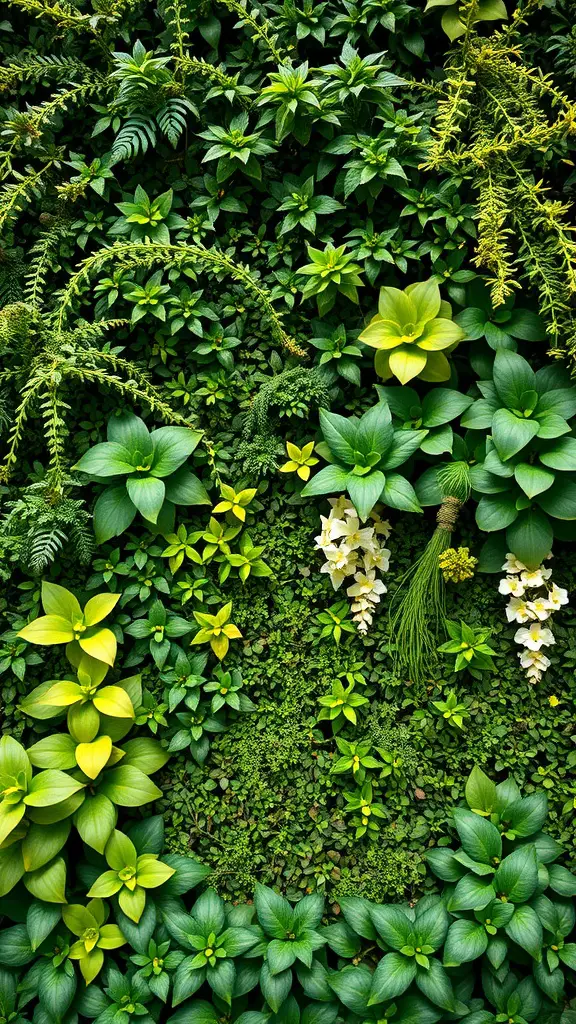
xmin=2 ymin=0 xmax=576 ymax=1020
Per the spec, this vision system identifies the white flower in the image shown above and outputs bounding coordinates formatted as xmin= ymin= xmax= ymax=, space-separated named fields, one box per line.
xmin=328 ymin=496 xmax=357 ymax=519
xmin=502 ymin=553 xmax=528 ymax=574
xmin=320 ymin=546 xmax=357 ymax=591
xmin=518 ymin=649 xmax=551 ymax=682
xmin=314 ymin=515 xmax=344 ymax=549
xmin=519 ymin=649 xmax=551 ymax=670
xmin=514 ymin=622 xmax=556 ymax=651
xmin=363 ymin=545 xmax=391 ymax=573
xmin=547 ymin=583 xmax=569 ymax=611
xmin=525 ymin=598 xmax=552 ymax=622
xmin=330 ymin=516 xmax=375 ymax=552
xmin=506 ymin=597 xmax=532 ymax=624
xmin=369 ymin=511 xmax=392 ymax=539
xmin=520 ymin=567 xmax=552 ymax=589
xmin=499 ymin=576 xmax=525 ymax=597
xmin=347 ymin=570 xmax=387 ymax=601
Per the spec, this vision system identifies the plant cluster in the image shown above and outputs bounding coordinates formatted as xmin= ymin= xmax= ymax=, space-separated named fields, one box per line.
xmin=2 ymin=0 xmax=576 ymax=1017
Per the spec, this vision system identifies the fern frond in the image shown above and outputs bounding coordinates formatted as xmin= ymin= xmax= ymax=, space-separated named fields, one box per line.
xmin=109 ymin=115 xmax=157 ymax=162
xmin=0 ymin=55 xmax=96 ymax=91
xmin=156 ymin=97 xmax=196 ymax=146
xmin=3 ymin=0 xmax=95 ymax=32
xmin=0 ymin=161 xmax=56 ymax=234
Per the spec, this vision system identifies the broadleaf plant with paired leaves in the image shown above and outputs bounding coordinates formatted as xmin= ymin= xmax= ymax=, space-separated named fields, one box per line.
xmin=301 ymin=402 xmax=426 ymax=520
xmin=74 ymin=412 xmax=210 ymax=544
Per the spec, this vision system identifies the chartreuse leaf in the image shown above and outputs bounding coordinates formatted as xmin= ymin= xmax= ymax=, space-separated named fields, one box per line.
xmin=76 ymin=736 xmax=113 ymax=779
xmin=24 ymin=770 xmax=84 ymax=807
xmin=465 ymin=767 xmax=496 ymax=816
xmin=74 ymin=793 xmax=117 ymax=853
xmin=24 ymin=856 xmax=67 ymax=903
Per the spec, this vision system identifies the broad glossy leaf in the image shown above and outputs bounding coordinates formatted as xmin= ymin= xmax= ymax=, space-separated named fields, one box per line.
xmin=74 ymin=793 xmax=117 ymax=853
xmin=150 ymin=426 xmax=202 ymax=477
xmin=99 ymin=765 xmax=162 ymax=806
xmin=75 ymin=442 xmax=135 ymax=478
xmin=126 ymin=475 xmax=165 ymax=524
xmin=18 ymin=616 xmax=75 ymax=646
xmin=24 ymin=769 xmax=84 ymax=807
xmin=93 ymin=485 xmax=138 ymax=543
xmin=24 ymin=856 xmax=67 ymax=903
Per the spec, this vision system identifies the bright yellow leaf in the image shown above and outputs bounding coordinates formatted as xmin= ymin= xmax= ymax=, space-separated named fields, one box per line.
xmin=76 ymin=736 xmax=113 ymax=780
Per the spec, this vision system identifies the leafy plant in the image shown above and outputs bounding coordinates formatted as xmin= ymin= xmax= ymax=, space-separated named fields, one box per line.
xmin=64 ymin=899 xmax=126 ymax=984
xmin=358 ymin=279 xmax=466 ymax=385
xmin=75 ymin=411 xmax=210 ymax=543
xmin=18 ymin=583 xmax=120 ymax=667
xmin=302 ymin=403 xmax=426 ymax=520
xmin=437 ymin=620 xmax=496 ymax=676
xmin=316 ymin=678 xmax=369 ymax=732
xmin=87 ymin=830 xmax=175 ymax=923
xmin=464 ymin=351 xmax=576 ymax=568
xmin=191 ymin=603 xmax=242 ymax=660
xmin=298 ymin=243 xmax=364 ymax=315
xmin=377 ymin=384 xmax=473 ymax=456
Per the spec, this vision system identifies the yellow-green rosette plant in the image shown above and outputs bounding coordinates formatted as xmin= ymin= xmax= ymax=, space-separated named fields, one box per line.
xmin=358 ymin=279 xmax=466 ymax=385
xmin=0 ymin=734 xmax=85 ymax=901
xmin=19 ymin=653 xmax=135 ymax=730
xmin=87 ymin=830 xmax=175 ymax=923
xmin=0 ymin=735 xmax=85 ymax=848
xmin=18 ymin=582 xmax=120 ymax=667
xmin=64 ymin=898 xmax=126 ymax=984
xmin=191 ymin=602 xmax=242 ymax=660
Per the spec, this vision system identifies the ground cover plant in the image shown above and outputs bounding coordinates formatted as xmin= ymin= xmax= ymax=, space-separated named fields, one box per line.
xmin=2 ymin=0 xmax=576 ymax=1020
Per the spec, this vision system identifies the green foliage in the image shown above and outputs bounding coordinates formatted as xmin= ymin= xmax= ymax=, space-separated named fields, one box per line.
xmin=463 ymin=351 xmax=576 ymax=569
xmin=74 ymin=412 xmax=210 ymax=544
xmin=359 ymin=279 xmax=466 ymax=385
xmin=2 ymin=0 xmax=576 ymax=1017
xmin=301 ymin=403 xmax=426 ymax=520
xmin=437 ymin=620 xmax=497 ymax=676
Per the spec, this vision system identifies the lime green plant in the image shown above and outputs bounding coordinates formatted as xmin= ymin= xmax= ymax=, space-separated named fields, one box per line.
xmin=342 ymin=781 xmax=386 ymax=838
xmin=212 ymin=484 xmax=257 ymax=521
xmin=64 ymin=899 xmax=126 ymax=984
xmin=437 ymin=620 xmax=496 ymax=676
xmin=331 ymin=739 xmax=381 ymax=784
xmin=18 ymin=583 xmax=120 ymax=667
xmin=315 ymin=600 xmax=356 ymax=644
xmin=279 ymin=440 xmax=319 ymax=481
xmin=358 ymin=279 xmax=466 ymax=384
xmin=87 ymin=829 xmax=175 ymax=923
xmin=0 ymin=735 xmax=84 ymax=849
xmin=224 ymin=533 xmax=272 ymax=584
xmin=316 ymin=679 xmax=369 ymax=733
xmin=20 ymin=653 xmax=135 ymax=726
xmin=298 ymin=242 xmax=364 ymax=315
xmin=431 ymin=690 xmax=470 ymax=729
xmin=161 ymin=524 xmax=203 ymax=573
xmin=191 ymin=603 xmax=243 ymax=660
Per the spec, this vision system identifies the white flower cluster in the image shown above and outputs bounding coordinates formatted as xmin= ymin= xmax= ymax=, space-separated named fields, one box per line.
xmin=315 ymin=496 xmax=392 ymax=635
xmin=499 ymin=552 xmax=569 ymax=683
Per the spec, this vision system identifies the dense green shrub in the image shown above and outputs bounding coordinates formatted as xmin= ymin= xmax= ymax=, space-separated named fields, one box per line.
xmin=2 ymin=0 xmax=576 ymax=1018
